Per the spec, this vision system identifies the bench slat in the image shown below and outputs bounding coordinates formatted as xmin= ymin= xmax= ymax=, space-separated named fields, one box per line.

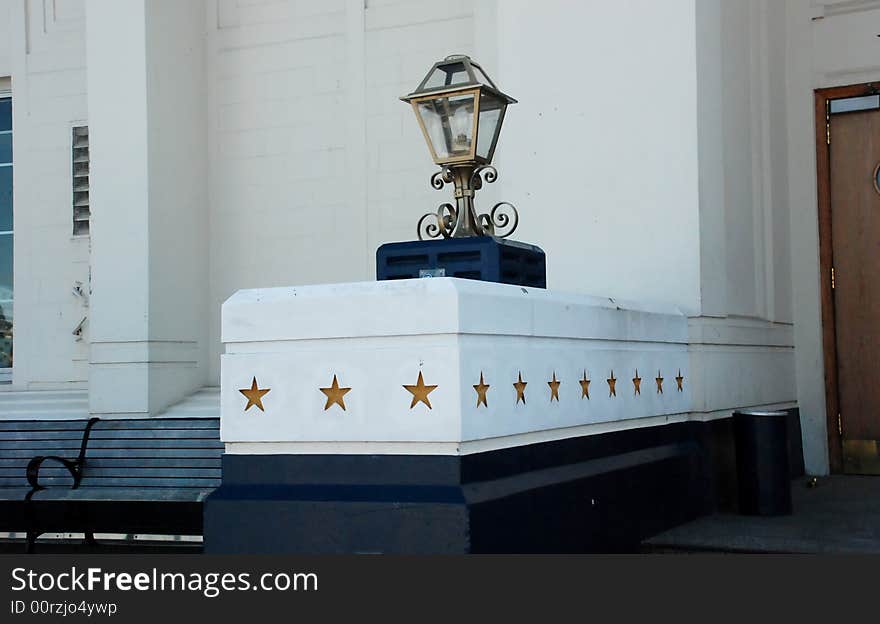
xmin=0 ymin=476 xmax=73 ymax=486
xmin=0 ymin=440 xmax=85 ymax=450
xmin=87 ymin=429 xmax=220 ymax=440
xmin=69 ymin=477 xmax=220 ymax=487
xmin=0 ymin=421 xmax=91 ymax=431
xmin=2 ymin=478 xmax=221 ymax=489
xmin=0 ymin=430 xmax=94 ymax=441
xmin=0 ymin=457 xmax=30 ymax=464
xmin=84 ymin=458 xmax=221 ymax=468
xmin=93 ymin=419 xmax=219 ymax=430
xmin=0 ymin=440 xmax=87 ymax=450
xmin=18 ymin=467 xmax=220 ymax=479
xmin=0 ymin=458 xmax=223 ymax=469
xmin=77 ymin=448 xmax=221 ymax=459
xmin=0 ymin=438 xmax=223 ymax=448
xmin=0 ymin=418 xmax=217 ymax=428
xmin=0 ymin=429 xmax=222 ymax=441
xmin=0 ymin=448 xmax=221 ymax=459
xmin=0 ymin=420 xmax=218 ymax=433
xmin=0 ymin=447 xmax=88 ymax=457
xmin=31 ymin=488 xmax=215 ymax=502
xmin=85 ymin=440 xmax=222 ymax=450
xmin=0 ymin=467 xmax=71 ymax=476
xmin=0 ymin=488 xmax=33 ymax=499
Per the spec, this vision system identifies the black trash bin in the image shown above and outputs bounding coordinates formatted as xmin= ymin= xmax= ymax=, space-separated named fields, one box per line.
xmin=733 ymin=410 xmax=793 ymax=516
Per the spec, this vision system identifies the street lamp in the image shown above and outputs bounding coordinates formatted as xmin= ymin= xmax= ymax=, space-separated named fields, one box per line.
xmin=401 ymin=55 xmax=519 ymax=240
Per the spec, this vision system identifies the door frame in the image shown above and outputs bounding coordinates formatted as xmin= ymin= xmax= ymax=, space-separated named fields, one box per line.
xmin=815 ymin=81 xmax=880 ymax=473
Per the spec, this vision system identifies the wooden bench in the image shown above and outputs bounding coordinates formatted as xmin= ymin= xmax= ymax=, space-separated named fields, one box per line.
xmin=0 ymin=419 xmax=98 ymax=541
xmin=0 ymin=417 xmax=222 ymax=552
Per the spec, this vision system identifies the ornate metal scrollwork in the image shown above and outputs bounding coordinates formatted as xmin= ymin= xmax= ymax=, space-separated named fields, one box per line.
xmin=469 ymin=165 xmax=498 ymax=190
xmin=477 ymin=202 xmax=519 ymax=239
xmin=430 ymin=167 xmax=454 ymax=191
xmin=417 ymin=166 xmax=519 ymax=241
xmin=417 ymin=203 xmax=457 ymax=240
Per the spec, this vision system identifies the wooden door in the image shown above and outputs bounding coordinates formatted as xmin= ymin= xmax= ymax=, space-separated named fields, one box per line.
xmin=828 ymin=97 xmax=880 ymax=473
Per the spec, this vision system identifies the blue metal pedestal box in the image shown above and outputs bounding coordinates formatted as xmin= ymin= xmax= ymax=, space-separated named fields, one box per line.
xmin=376 ymin=237 xmax=546 ymax=288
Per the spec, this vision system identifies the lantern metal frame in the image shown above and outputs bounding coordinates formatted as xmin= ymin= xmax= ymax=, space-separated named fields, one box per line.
xmin=401 ymin=55 xmax=520 ymax=240
xmin=407 ymin=88 xmax=483 ymax=166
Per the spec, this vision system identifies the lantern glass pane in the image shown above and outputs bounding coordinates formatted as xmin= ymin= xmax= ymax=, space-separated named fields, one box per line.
xmin=423 ymin=61 xmax=471 ymax=90
xmin=476 ymin=92 xmax=505 ymax=160
xmin=417 ymin=92 xmax=476 ymax=160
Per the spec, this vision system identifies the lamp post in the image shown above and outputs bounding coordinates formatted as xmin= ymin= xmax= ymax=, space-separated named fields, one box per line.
xmin=378 ymin=54 xmax=544 ymax=288
xmin=401 ymin=55 xmax=519 ymax=240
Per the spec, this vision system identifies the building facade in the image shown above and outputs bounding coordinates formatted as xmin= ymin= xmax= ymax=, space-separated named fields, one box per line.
xmin=0 ymin=0 xmax=877 ymax=484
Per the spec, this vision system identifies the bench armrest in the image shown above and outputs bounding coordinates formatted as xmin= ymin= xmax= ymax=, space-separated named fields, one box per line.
xmin=27 ymin=455 xmax=83 ymax=491
xmin=25 ymin=417 xmax=99 ymax=493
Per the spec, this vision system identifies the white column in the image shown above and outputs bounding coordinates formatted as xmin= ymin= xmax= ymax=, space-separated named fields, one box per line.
xmin=86 ymin=0 xmax=209 ymax=417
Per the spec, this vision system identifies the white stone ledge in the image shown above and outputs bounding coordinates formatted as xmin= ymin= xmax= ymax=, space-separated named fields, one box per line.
xmin=222 ymin=278 xmax=689 ymax=344
xmin=221 ymin=279 xmax=693 ymax=449
xmin=688 ymin=315 xmax=795 ymax=347
xmin=220 ymin=280 xmax=799 ymax=454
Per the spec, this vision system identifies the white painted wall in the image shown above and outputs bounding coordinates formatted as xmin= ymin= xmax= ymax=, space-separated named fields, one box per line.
xmin=0 ymin=2 xmax=12 ymax=75
xmin=491 ymin=0 xmax=702 ymax=313
xmin=0 ymin=0 xmax=825 ymax=467
xmin=206 ymin=0 xmax=479 ymax=381
xmin=204 ymin=0 xmax=797 ymax=431
xmin=205 ymin=0 xmax=708 ymax=379
xmin=688 ymin=0 xmax=797 ymax=446
xmin=0 ymin=0 xmax=90 ymax=391
xmin=696 ymin=0 xmax=792 ymax=324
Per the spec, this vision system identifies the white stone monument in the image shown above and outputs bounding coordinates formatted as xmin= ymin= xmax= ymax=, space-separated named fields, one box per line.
xmin=205 ymin=278 xmax=704 ymax=553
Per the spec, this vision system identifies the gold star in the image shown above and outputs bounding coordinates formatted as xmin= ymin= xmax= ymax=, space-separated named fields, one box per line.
xmin=239 ymin=377 xmax=270 ymax=412
xmin=580 ymin=370 xmax=591 ymax=400
xmin=607 ymin=371 xmax=617 ymax=397
xmin=655 ymin=370 xmax=664 ymax=394
xmin=633 ymin=369 xmax=642 ymax=396
xmin=319 ymin=374 xmax=351 ymax=411
xmin=514 ymin=372 xmax=528 ymax=405
xmin=403 ymin=371 xmax=438 ymax=409
xmin=548 ymin=372 xmax=561 ymax=402
xmin=676 ymin=369 xmax=685 ymax=392
xmin=473 ymin=372 xmax=490 ymax=408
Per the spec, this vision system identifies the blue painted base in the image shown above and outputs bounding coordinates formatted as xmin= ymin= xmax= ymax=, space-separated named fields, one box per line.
xmin=204 ymin=422 xmax=719 ymax=554
xmin=376 ymin=237 xmax=546 ymax=289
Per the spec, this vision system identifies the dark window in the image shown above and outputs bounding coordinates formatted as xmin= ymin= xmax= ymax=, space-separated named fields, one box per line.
xmin=0 ymin=95 xmax=12 ymax=370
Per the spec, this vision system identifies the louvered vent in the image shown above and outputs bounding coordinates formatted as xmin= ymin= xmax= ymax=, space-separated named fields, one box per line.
xmin=72 ymin=125 xmax=90 ymax=236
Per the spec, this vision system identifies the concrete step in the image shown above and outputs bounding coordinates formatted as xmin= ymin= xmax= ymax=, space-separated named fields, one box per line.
xmin=158 ymin=387 xmax=219 ymax=419
xmin=0 ymin=387 xmax=219 ymax=421
xmin=0 ymin=386 xmax=220 ymax=420
xmin=0 ymin=390 xmax=89 ymax=420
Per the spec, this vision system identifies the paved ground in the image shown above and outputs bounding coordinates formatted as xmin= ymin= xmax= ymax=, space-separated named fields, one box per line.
xmin=5 ymin=476 xmax=878 ymax=554
xmin=644 ymin=475 xmax=880 ymax=553
xmin=0 ymin=539 xmax=201 ymax=554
